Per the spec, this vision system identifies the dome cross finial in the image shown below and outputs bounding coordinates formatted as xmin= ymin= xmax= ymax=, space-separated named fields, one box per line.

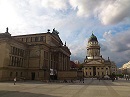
xmin=92 ymin=31 xmax=94 ymax=36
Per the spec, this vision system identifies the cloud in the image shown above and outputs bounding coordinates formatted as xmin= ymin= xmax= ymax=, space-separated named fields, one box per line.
xmin=69 ymin=0 xmax=130 ymax=25
xmin=103 ymin=30 xmax=130 ymax=52
xmin=69 ymin=38 xmax=88 ymax=62
xmin=69 ymin=0 xmax=103 ymax=17
xmin=101 ymin=29 xmax=130 ymax=67
xmin=99 ymin=0 xmax=130 ymax=25
xmin=41 ymin=0 xmax=68 ymax=10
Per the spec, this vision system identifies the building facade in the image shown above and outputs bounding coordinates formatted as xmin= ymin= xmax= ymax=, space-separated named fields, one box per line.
xmin=121 ymin=61 xmax=130 ymax=76
xmin=83 ymin=33 xmax=117 ymax=78
xmin=0 ymin=28 xmax=71 ymax=81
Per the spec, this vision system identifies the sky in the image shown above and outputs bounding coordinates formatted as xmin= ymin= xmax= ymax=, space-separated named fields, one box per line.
xmin=0 ymin=0 xmax=130 ymax=68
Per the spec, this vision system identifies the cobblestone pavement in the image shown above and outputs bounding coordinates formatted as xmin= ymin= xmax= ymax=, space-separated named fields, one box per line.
xmin=0 ymin=78 xmax=130 ymax=97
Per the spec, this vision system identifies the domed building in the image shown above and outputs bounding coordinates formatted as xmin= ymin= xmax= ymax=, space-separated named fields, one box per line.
xmin=83 ymin=33 xmax=117 ymax=78
xmin=121 ymin=61 xmax=130 ymax=75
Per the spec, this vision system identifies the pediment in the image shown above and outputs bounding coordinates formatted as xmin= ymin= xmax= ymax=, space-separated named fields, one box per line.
xmin=86 ymin=60 xmax=102 ymax=65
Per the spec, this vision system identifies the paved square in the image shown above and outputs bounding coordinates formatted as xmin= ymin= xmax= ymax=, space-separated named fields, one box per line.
xmin=0 ymin=78 xmax=130 ymax=97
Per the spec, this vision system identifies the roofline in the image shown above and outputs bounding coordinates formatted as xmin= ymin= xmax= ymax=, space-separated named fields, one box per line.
xmin=12 ymin=32 xmax=48 ymax=37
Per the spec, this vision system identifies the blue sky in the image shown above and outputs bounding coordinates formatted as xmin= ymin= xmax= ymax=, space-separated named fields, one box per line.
xmin=0 ymin=0 xmax=130 ymax=67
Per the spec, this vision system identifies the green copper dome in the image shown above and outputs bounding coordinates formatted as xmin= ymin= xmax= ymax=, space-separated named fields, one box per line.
xmin=88 ymin=33 xmax=98 ymax=42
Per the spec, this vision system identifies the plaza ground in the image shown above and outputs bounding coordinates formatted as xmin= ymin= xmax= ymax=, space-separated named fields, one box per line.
xmin=0 ymin=78 xmax=130 ymax=97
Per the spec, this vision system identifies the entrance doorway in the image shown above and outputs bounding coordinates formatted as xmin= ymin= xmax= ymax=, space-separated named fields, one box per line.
xmin=93 ymin=67 xmax=96 ymax=76
xmin=31 ymin=72 xmax=35 ymax=80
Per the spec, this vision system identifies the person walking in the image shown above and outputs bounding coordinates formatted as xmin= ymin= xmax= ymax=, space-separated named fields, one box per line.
xmin=14 ymin=77 xmax=16 ymax=85
xmin=99 ymin=77 xmax=100 ymax=82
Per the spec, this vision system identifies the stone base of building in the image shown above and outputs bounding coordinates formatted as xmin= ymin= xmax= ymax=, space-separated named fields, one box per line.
xmin=57 ymin=70 xmax=77 ymax=80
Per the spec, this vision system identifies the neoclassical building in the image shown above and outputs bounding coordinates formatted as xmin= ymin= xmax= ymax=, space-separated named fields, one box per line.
xmin=121 ymin=61 xmax=130 ymax=75
xmin=83 ymin=33 xmax=117 ymax=77
xmin=0 ymin=28 xmax=73 ymax=81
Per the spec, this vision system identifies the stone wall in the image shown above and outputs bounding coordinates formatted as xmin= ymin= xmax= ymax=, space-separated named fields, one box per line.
xmin=58 ymin=71 xmax=77 ymax=80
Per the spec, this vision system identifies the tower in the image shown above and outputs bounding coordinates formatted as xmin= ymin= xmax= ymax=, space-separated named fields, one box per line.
xmin=83 ymin=33 xmax=117 ymax=78
xmin=87 ymin=33 xmax=100 ymax=59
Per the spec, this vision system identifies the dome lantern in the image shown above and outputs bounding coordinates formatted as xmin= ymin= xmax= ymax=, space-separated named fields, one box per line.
xmin=88 ymin=33 xmax=98 ymax=42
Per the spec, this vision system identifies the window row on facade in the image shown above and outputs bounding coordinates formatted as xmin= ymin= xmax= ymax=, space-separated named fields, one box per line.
xmin=17 ymin=36 xmax=46 ymax=43
xmin=43 ymin=52 xmax=69 ymax=71
xmin=10 ymin=72 xmax=23 ymax=77
xmin=11 ymin=46 xmax=25 ymax=57
xmin=9 ymin=56 xmax=24 ymax=67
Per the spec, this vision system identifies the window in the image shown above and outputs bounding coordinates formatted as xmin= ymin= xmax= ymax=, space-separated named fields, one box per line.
xmin=106 ymin=68 xmax=108 ymax=70
xmin=16 ymin=72 xmax=18 ymax=77
xmin=98 ymin=72 xmax=99 ymax=75
xmin=86 ymin=72 xmax=87 ymax=75
xmin=10 ymin=72 xmax=12 ymax=77
xmin=20 ymin=72 xmax=22 ymax=77
xmin=102 ymin=72 xmax=104 ymax=75
xmin=35 ymin=37 xmax=39 ymax=42
xmin=102 ymin=68 xmax=103 ymax=69
xmin=89 ymin=68 xmax=91 ymax=70
xmin=31 ymin=37 xmax=33 ymax=42
xmin=38 ymin=72 xmax=39 ymax=77
xmin=90 ymin=72 xmax=91 ymax=75
xmin=26 ymin=38 xmax=28 ymax=42
xmin=40 ymin=36 xmax=43 ymax=41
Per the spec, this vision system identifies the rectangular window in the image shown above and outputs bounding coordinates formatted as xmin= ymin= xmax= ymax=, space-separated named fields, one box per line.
xmin=10 ymin=72 xmax=12 ymax=77
xmin=40 ymin=36 xmax=43 ymax=41
xmin=86 ymin=72 xmax=87 ymax=75
xmin=26 ymin=38 xmax=28 ymax=42
xmin=21 ymin=38 xmax=23 ymax=41
xmin=35 ymin=37 xmax=39 ymax=42
xmin=38 ymin=72 xmax=39 ymax=77
xmin=16 ymin=72 xmax=18 ymax=77
xmin=102 ymin=72 xmax=104 ymax=75
xmin=20 ymin=72 xmax=22 ymax=77
xmin=31 ymin=37 xmax=33 ymax=42
xmin=98 ymin=72 xmax=99 ymax=75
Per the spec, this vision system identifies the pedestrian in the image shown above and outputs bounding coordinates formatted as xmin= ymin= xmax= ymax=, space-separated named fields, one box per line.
xmin=112 ymin=77 xmax=114 ymax=82
xmin=83 ymin=78 xmax=84 ymax=83
xmin=99 ymin=77 xmax=100 ymax=82
xmin=14 ymin=77 xmax=16 ymax=85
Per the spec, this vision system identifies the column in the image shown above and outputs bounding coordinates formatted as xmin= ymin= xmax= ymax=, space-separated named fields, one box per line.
xmin=39 ymin=49 xmax=44 ymax=69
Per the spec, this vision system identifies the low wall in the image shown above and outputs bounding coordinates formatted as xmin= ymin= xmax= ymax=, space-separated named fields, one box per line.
xmin=58 ymin=70 xmax=77 ymax=80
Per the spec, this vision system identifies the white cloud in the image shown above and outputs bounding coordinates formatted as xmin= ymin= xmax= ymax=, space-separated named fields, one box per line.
xmin=100 ymin=0 xmax=130 ymax=25
xmin=69 ymin=0 xmax=130 ymax=25
xmin=0 ymin=0 xmax=22 ymax=27
xmin=41 ymin=0 xmax=68 ymax=10
xmin=69 ymin=0 xmax=102 ymax=17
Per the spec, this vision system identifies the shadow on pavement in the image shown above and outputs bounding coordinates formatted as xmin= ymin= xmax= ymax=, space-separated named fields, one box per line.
xmin=0 ymin=90 xmax=60 ymax=97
